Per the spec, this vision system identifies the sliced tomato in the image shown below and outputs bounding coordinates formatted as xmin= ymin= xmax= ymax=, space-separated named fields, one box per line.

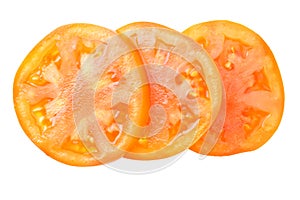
xmin=13 ymin=24 xmax=149 ymax=166
xmin=117 ymin=22 xmax=223 ymax=160
xmin=183 ymin=20 xmax=284 ymax=155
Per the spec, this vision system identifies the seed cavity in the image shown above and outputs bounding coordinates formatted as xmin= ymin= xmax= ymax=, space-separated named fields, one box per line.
xmin=107 ymin=123 xmax=120 ymax=134
xmin=245 ymin=68 xmax=271 ymax=93
xmin=31 ymin=99 xmax=53 ymax=133
xmin=138 ymin=137 xmax=148 ymax=146
xmin=187 ymin=89 xmax=199 ymax=99
xmin=108 ymin=69 xmax=120 ymax=82
xmin=190 ymin=70 xmax=199 ymax=78
xmin=224 ymin=61 xmax=234 ymax=70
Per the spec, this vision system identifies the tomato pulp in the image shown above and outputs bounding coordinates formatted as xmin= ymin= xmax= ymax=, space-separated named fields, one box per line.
xmin=184 ymin=20 xmax=284 ymax=155
xmin=117 ymin=22 xmax=223 ymax=159
xmin=13 ymin=24 xmax=150 ymax=166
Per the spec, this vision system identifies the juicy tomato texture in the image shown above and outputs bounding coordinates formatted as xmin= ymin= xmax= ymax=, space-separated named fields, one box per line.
xmin=13 ymin=24 xmax=149 ymax=166
xmin=14 ymin=21 xmax=284 ymax=167
xmin=183 ymin=20 xmax=284 ymax=155
xmin=117 ymin=22 xmax=223 ymax=160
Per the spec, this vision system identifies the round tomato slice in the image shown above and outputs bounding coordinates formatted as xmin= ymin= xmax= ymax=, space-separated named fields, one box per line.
xmin=184 ymin=20 xmax=284 ymax=155
xmin=117 ymin=22 xmax=223 ymax=160
xmin=13 ymin=24 xmax=149 ymax=166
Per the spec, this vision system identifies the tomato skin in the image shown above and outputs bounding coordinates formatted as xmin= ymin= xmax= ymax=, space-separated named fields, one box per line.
xmin=184 ymin=20 xmax=284 ymax=155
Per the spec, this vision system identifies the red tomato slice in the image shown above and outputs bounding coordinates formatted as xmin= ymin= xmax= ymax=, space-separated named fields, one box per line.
xmin=183 ymin=20 xmax=284 ymax=155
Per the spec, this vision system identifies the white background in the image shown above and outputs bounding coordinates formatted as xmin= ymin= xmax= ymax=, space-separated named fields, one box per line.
xmin=0 ymin=0 xmax=299 ymax=199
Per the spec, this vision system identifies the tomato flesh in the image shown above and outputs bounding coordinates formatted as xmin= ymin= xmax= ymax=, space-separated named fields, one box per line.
xmin=14 ymin=24 xmax=149 ymax=166
xmin=14 ymin=21 xmax=282 ymax=166
xmin=184 ymin=20 xmax=284 ymax=155
xmin=116 ymin=22 xmax=222 ymax=160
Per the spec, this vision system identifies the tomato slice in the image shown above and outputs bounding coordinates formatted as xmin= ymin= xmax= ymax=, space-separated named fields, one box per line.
xmin=117 ymin=22 xmax=223 ymax=160
xmin=13 ymin=24 xmax=149 ymax=166
xmin=183 ymin=20 xmax=284 ymax=155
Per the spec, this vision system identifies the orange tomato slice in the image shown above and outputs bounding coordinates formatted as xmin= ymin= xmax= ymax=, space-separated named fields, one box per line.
xmin=184 ymin=20 xmax=284 ymax=155
xmin=13 ymin=24 xmax=150 ymax=166
xmin=117 ymin=22 xmax=223 ymax=160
